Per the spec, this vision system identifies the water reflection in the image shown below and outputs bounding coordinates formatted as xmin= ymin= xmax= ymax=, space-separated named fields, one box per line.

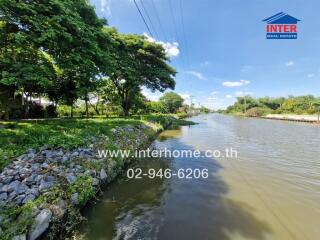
xmin=77 ymin=158 xmax=170 ymax=240
xmin=74 ymin=114 xmax=320 ymax=240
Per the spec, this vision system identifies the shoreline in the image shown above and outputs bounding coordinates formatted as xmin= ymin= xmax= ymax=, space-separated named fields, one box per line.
xmin=224 ymin=113 xmax=320 ymax=124
xmin=262 ymin=114 xmax=319 ymax=123
xmin=0 ymin=116 xmax=190 ymax=240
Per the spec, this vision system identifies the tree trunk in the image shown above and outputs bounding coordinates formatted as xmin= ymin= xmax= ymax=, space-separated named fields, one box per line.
xmin=85 ymin=95 xmax=89 ymax=119
xmin=124 ymin=107 xmax=129 ymax=117
xmin=70 ymin=105 xmax=74 ymax=118
xmin=122 ymin=93 xmax=130 ymax=117
xmin=4 ymin=110 xmax=9 ymax=121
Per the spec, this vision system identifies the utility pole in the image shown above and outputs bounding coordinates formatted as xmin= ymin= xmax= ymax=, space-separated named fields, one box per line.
xmin=244 ymin=96 xmax=247 ymax=113
xmin=190 ymin=95 xmax=194 ymax=109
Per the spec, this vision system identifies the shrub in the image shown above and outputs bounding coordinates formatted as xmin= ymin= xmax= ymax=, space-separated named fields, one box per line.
xmin=245 ymin=107 xmax=269 ymax=117
xmin=28 ymin=103 xmax=45 ymax=118
xmin=46 ymin=105 xmax=58 ymax=118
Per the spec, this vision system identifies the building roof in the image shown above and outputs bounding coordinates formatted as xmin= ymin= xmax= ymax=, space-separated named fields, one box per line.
xmin=263 ymin=12 xmax=301 ymax=24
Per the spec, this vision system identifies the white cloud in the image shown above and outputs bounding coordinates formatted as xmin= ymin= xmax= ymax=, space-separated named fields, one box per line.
xmin=185 ymin=71 xmax=206 ymax=80
xmin=307 ymin=73 xmax=315 ymax=78
xmin=207 ymin=97 xmax=216 ymax=100
xmin=179 ymin=93 xmax=190 ymax=100
xmin=210 ymin=91 xmax=218 ymax=95
xmin=285 ymin=60 xmax=295 ymax=67
xmin=143 ymin=33 xmax=179 ymax=58
xmin=141 ymin=88 xmax=161 ymax=101
xmin=100 ymin=0 xmax=111 ymax=16
xmin=225 ymin=94 xmax=233 ymax=98
xmin=241 ymin=65 xmax=253 ymax=73
xmin=235 ymin=91 xmax=253 ymax=96
xmin=222 ymin=79 xmax=250 ymax=87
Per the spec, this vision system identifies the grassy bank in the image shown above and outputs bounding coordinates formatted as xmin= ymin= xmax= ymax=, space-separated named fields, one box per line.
xmin=0 ymin=115 xmax=196 ymax=171
xmin=0 ymin=118 xmax=140 ymax=171
xmin=0 ymin=115 xmax=193 ymax=171
xmin=0 ymin=114 xmax=198 ymax=239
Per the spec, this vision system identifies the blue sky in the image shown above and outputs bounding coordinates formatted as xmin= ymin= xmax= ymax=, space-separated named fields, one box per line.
xmin=90 ymin=0 xmax=320 ymax=109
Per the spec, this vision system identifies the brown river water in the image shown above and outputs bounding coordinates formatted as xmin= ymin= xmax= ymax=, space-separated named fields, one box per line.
xmin=74 ymin=114 xmax=320 ymax=240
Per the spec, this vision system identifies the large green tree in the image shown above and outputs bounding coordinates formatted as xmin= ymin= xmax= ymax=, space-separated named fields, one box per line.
xmin=0 ymin=0 xmax=111 ymax=118
xmin=100 ymin=28 xmax=176 ymax=116
xmin=160 ymin=92 xmax=184 ymax=113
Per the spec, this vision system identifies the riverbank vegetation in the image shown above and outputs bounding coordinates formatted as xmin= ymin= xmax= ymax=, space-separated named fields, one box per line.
xmin=1 ymin=0 xmax=177 ymax=120
xmin=0 ymin=114 xmax=198 ymax=239
xmin=0 ymin=1 xmax=210 ymax=120
xmin=0 ymin=115 xmax=196 ymax=171
xmin=221 ymin=95 xmax=320 ymax=117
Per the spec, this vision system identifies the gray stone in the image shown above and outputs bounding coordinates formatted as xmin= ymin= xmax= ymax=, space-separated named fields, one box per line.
xmin=27 ymin=152 xmax=36 ymax=159
xmin=35 ymin=175 xmax=44 ymax=183
xmin=41 ymin=163 xmax=49 ymax=169
xmin=70 ymin=151 xmax=79 ymax=158
xmin=27 ymin=148 xmax=36 ymax=154
xmin=32 ymin=163 xmax=40 ymax=171
xmin=0 ymin=184 xmax=9 ymax=193
xmin=17 ymin=154 xmax=28 ymax=161
xmin=70 ymin=193 xmax=79 ymax=205
xmin=10 ymin=182 xmax=29 ymax=195
xmin=0 ymin=192 xmax=7 ymax=201
xmin=30 ymin=206 xmax=40 ymax=217
xmin=65 ymin=173 xmax=77 ymax=184
xmin=29 ymin=209 xmax=52 ymax=240
xmin=15 ymin=194 xmax=26 ymax=205
xmin=39 ymin=179 xmax=54 ymax=191
xmin=100 ymin=169 xmax=107 ymax=181
xmin=29 ymin=188 xmax=40 ymax=197
xmin=19 ymin=167 xmax=31 ymax=175
xmin=23 ymin=175 xmax=36 ymax=185
xmin=92 ymin=178 xmax=99 ymax=186
xmin=13 ymin=234 xmax=26 ymax=240
xmin=8 ymin=191 xmax=18 ymax=201
xmin=46 ymin=176 xmax=55 ymax=182
xmin=22 ymin=194 xmax=36 ymax=204
xmin=2 ymin=176 xmax=13 ymax=184
xmin=56 ymin=150 xmax=64 ymax=157
xmin=61 ymin=156 xmax=69 ymax=163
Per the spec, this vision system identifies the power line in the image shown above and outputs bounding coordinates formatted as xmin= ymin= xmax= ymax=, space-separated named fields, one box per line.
xmin=140 ymin=0 xmax=159 ymax=39
xmin=168 ymin=0 xmax=179 ymax=42
xmin=179 ymin=0 xmax=190 ymax=68
xmin=150 ymin=0 xmax=168 ymax=41
xmin=133 ymin=0 xmax=154 ymax=38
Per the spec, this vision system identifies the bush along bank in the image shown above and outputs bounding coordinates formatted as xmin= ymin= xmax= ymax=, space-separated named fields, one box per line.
xmin=0 ymin=116 xmax=183 ymax=240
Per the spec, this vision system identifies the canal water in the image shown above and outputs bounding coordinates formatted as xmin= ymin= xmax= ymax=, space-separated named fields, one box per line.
xmin=74 ymin=114 xmax=320 ymax=240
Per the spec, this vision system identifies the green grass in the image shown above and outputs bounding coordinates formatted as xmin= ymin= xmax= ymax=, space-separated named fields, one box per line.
xmin=0 ymin=115 xmax=196 ymax=171
xmin=0 ymin=118 xmax=141 ymax=170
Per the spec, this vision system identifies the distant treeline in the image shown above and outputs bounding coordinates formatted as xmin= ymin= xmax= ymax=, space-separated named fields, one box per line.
xmin=219 ymin=95 xmax=320 ymax=116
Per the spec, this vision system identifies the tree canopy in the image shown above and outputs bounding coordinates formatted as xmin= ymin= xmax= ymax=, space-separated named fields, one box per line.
xmin=160 ymin=92 xmax=184 ymax=113
xmin=225 ymin=95 xmax=320 ymax=116
xmin=0 ymin=0 xmax=176 ymax=119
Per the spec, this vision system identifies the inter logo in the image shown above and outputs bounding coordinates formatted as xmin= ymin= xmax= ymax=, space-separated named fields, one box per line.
xmin=263 ymin=12 xmax=300 ymax=39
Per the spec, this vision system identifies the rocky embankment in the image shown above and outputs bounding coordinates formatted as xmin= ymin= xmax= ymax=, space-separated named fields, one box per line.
xmin=0 ymin=122 xmax=165 ymax=240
